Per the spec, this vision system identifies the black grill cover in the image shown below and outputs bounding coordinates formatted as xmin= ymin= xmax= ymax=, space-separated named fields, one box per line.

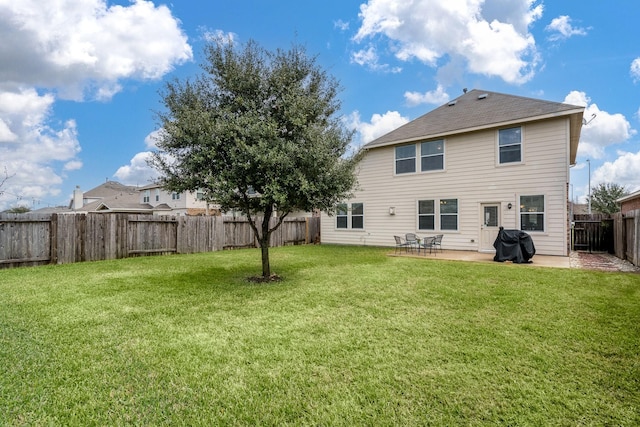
xmin=493 ymin=227 xmax=536 ymax=263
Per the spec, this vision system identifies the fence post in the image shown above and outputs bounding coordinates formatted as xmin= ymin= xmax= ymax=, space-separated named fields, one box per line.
xmin=50 ymin=214 xmax=58 ymax=265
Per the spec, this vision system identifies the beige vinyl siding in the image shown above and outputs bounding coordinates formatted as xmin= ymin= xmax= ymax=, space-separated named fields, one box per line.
xmin=322 ymin=117 xmax=570 ymax=255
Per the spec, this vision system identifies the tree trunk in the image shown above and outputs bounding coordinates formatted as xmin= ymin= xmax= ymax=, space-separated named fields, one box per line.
xmin=260 ymin=237 xmax=270 ymax=278
xmin=259 ymin=212 xmax=272 ymax=278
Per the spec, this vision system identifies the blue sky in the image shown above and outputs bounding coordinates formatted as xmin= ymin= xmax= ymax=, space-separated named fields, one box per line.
xmin=1 ymin=0 xmax=639 ymax=210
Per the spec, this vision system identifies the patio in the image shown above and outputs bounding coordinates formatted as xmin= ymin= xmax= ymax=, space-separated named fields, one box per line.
xmin=389 ymin=249 xmax=571 ymax=269
xmin=389 ymin=249 xmax=640 ymax=272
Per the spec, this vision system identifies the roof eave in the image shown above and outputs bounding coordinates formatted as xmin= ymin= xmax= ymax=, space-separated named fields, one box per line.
xmin=365 ymin=108 xmax=586 ymax=152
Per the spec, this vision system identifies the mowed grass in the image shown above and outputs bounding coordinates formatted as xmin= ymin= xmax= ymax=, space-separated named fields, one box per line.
xmin=1 ymin=245 xmax=639 ymax=426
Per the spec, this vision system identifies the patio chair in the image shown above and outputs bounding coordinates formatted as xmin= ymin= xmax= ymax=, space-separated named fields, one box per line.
xmin=421 ymin=236 xmax=437 ymax=255
xmin=405 ymin=233 xmax=420 ymax=252
xmin=394 ymin=235 xmax=411 ymax=254
xmin=433 ymin=234 xmax=443 ymax=253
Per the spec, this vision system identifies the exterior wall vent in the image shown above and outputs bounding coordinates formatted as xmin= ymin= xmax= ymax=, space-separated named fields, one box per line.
xmin=447 ymin=100 xmax=457 ymax=106
xmin=478 ymin=93 xmax=488 ymax=100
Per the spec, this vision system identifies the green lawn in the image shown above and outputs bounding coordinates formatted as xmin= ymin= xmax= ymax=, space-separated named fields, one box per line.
xmin=1 ymin=245 xmax=639 ymax=426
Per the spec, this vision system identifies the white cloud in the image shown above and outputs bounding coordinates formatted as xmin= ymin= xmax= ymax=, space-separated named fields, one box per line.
xmin=631 ymin=58 xmax=640 ymax=83
xmin=114 ymin=151 xmax=160 ymax=186
xmin=565 ymin=91 xmax=636 ymax=159
xmin=64 ymin=160 xmax=83 ymax=171
xmin=346 ymin=110 xmax=410 ymax=144
xmin=592 ymin=151 xmax=640 ymax=192
xmin=545 ymin=15 xmax=589 ymax=41
xmin=0 ymin=118 xmax=17 ymax=142
xmin=404 ymin=85 xmax=450 ymax=106
xmin=350 ymin=46 xmax=402 ymax=73
xmin=0 ymin=0 xmax=191 ymax=209
xmin=144 ymin=129 xmax=165 ymax=150
xmin=334 ymin=19 xmax=350 ymax=31
xmin=0 ymin=87 xmax=82 ymax=209
xmin=353 ymin=0 xmax=542 ymax=84
xmin=114 ymin=130 xmax=165 ymax=185
xmin=202 ymin=29 xmax=238 ymax=45
xmin=0 ymin=0 xmax=192 ymax=101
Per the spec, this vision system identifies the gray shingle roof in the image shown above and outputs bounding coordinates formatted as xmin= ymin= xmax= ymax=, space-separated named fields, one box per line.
xmin=84 ymin=181 xmax=138 ymax=198
xmin=365 ymin=89 xmax=584 ymax=163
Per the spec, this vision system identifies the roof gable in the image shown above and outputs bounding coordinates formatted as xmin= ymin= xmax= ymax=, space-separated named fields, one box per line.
xmin=365 ymin=89 xmax=584 ymax=163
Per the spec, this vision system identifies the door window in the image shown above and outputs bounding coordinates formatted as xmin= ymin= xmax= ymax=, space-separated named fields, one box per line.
xmin=484 ymin=206 xmax=498 ymax=227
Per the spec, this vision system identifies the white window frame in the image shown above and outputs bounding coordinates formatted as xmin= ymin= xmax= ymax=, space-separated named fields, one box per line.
xmin=172 ymin=192 xmax=181 ymax=200
xmin=395 ymin=144 xmax=416 ymax=174
xmin=498 ymin=126 xmax=523 ymax=165
xmin=155 ymin=189 xmax=160 ymax=202
xmin=336 ymin=202 xmax=365 ymax=230
xmin=143 ymin=190 xmax=150 ymax=203
xmin=440 ymin=198 xmax=458 ymax=231
xmin=417 ymin=199 xmax=436 ymax=231
xmin=519 ymin=194 xmax=545 ymax=232
xmin=420 ymin=139 xmax=445 ymax=172
xmin=417 ymin=198 xmax=458 ymax=231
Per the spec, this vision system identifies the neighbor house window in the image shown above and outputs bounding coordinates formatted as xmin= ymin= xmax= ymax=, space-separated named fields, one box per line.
xmin=143 ymin=190 xmax=150 ymax=203
xmin=155 ymin=189 xmax=160 ymax=202
xmin=420 ymin=140 xmax=444 ymax=171
xmin=336 ymin=202 xmax=364 ymax=230
xmin=418 ymin=200 xmax=435 ymax=230
xmin=172 ymin=192 xmax=180 ymax=200
xmin=196 ymin=190 xmax=205 ymax=201
xmin=520 ymin=195 xmax=544 ymax=232
xmin=498 ymin=127 xmax=522 ymax=164
xmin=395 ymin=144 xmax=416 ymax=174
xmin=440 ymin=199 xmax=458 ymax=230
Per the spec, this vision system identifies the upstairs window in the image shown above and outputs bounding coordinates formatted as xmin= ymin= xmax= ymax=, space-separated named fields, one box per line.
xmin=420 ymin=140 xmax=444 ymax=171
xmin=498 ymin=127 xmax=522 ymax=164
xmin=143 ymin=190 xmax=150 ymax=203
xmin=172 ymin=192 xmax=181 ymax=200
xmin=520 ymin=195 xmax=544 ymax=231
xmin=155 ymin=189 xmax=160 ymax=202
xmin=395 ymin=145 xmax=416 ymax=174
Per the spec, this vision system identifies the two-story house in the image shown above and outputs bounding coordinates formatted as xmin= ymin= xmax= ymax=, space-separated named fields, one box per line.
xmin=138 ymin=183 xmax=220 ymax=216
xmin=321 ymin=89 xmax=584 ymax=256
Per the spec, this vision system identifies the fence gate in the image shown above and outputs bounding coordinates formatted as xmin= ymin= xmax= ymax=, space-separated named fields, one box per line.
xmin=572 ymin=215 xmax=614 ymax=253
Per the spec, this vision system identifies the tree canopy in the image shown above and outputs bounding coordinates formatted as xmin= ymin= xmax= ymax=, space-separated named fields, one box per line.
xmin=590 ymin=182 xmax=628 ymax=214
xmin=151 ymin=39 xmax=363 ymax=279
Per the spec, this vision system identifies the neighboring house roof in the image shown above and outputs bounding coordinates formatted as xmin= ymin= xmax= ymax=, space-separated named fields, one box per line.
xmin=618 ymin=189 xmax=640 ymax=203
xmin=76 ymin=191 xmax=141 ymax=213
xmin=84 ymin=181 xmax=138 ymax=198
xmin=139 ymin=183 xmax=161 ymax=191
xmin=152 ymin=203 xmax=172 ymax=211
xmin=30 ymin=206 xmax=73 ymax=214
xmin=94 ymin=201 xmax=153 ymax=213
xmin=365 ymin=89 xmax=584 ymax=165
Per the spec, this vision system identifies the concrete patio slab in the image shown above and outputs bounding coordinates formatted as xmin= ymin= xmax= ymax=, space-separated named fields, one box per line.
xmin=388 ymin=249 xmax=571 ymax=268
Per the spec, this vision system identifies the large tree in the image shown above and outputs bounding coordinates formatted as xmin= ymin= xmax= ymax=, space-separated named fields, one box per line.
xmin=590 ymin=182 xmax=628 ymax=214
xmin=151 ymin=39 xmax=363 ymax=279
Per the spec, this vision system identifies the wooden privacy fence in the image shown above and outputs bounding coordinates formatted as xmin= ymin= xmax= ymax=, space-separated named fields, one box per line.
xmin=0 ymin=213 xmax=320 ymax=269
xmin=612 ymin=210 xmax=640 ymax=267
